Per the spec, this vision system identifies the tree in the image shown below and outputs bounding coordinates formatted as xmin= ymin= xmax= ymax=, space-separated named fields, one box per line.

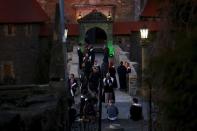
xmin=148 ymin=0 xmax=197 ymax=131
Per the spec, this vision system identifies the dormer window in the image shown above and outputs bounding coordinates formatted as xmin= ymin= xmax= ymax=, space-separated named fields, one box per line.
xmin=5 ymin=24 xmax=16 ymax=36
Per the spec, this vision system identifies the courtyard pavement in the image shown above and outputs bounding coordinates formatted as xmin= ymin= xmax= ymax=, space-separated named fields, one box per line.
xmin=72 ymin=52 xmax=149 ymax=131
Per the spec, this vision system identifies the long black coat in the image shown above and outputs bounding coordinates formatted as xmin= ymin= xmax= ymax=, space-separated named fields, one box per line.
xmin=68 ymin=78 xmax=78 ymax=96
xmin=117 ymin=65 xmax=127 ymax=89
xmin=130 ymin=104 xmax=143 ymax=121
xmin=77 ymin=48 xmax=83 ymax=69
xmin=109 ymin=66 xmax=117 ymax=88
xmin=89 ymin=48 xmax=95 ymax=65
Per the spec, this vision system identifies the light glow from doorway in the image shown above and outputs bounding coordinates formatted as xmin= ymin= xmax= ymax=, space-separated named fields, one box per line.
xmin=107 ymin=40 xmax=114 ymax=57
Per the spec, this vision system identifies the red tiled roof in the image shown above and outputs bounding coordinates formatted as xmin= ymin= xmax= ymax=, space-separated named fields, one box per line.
xmin=130 ymin=21 xmax=161 ymax=32
xmin=113 ymin=22 xmax=131 ymax=35
xmin=141 ymin=0 xmax=159 ymax=17
xmin=66 ymin=21 xmax=161 ymax=36
xmin=113 ymin=21 xmax=161 ymax=35
xmin=0 ymin=0 xmax=49 ymax=23
xmin=66 ymin=24 xmax=79 ymax=36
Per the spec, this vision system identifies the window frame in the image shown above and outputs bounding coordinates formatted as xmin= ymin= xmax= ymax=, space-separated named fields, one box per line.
xmin=5 ymin=24 xmax=16 ymax=36
xmin=25 ymin=24 xmax=33 ymax=36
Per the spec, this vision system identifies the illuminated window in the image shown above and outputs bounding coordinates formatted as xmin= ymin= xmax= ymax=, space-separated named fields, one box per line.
xmin=1 ymin=61 xmax=15 ymax=84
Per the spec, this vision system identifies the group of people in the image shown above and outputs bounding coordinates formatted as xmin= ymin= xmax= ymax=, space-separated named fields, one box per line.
xmin=67 ymin=43 xmax=142 ymax=128
xmin=105 ymin=97 xmax=143 ymax=122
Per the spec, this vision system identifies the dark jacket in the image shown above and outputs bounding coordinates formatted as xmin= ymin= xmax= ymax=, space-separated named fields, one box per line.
xmin=89 ymin=48 xmax=95 ymax=65
xmin=117 ymin=65 xmax=127 ymax=78
xmin=68 ymin=78 xmax=78 ymax=96
xmin=107 ymin=104 xmax=119 ymax=118
xmin=103 ymin=77 xmax=114 ymax=93
xmin=130 ymin=103 xmax=143 ymax=121
xmin=109 ymin=66 xmax=116 ymax=78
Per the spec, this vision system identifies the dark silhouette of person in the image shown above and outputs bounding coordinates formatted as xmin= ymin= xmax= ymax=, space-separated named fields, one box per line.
xmin=68 ymin=103 xmax=77 ymax=130
xmin=89 ymin=66 xmax=100 ymax=94
xmin=125 ymin=61 xmax=131 ymax=73
xmin=101 ymin=61 xmax=108 ymax=78
xmin=103 ymin=73 xmax=115 ymax=103
xmin=117 ymin=61 xmax=127 ymax=90
xmin=93 ymin=60 xmax=101 ymax=77
xmin=88 ymin=45 xmax=95 ymax=66
xmin=83 ymin=53 xmax=92 ymax=79
xmin=80 ymin=95 xmax=87 ymax=118
xmin=103 ymin=45 xmax=109 ymax=64
xmin=130 ymin=98 xmax=143 ymax=121
xmin=83 ymin=98 xmax=96 ymax=121
xmin=108 ymin=61 xmax=117 ymax=88
xmin=68 ymin=74 xmax=78 ymax=97
xmin=77 ymin=45 xmax=83 ymax=69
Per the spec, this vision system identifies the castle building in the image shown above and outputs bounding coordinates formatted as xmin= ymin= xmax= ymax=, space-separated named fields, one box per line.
xmin=37 ymin=0 xmax=160 ymax=57
xmin=0 ymin=0 xmax=50 ymax=84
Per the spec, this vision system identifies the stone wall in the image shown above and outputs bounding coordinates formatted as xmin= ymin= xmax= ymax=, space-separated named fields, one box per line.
xmin=36 ymin=37 xmax=52 ymax=84
xmin=38 ymin=0 xmax=135 ymax=23
xmin=113 ymin=33 xmax=142 ymax=63
xmin=0 ymin=82 xmax=68 ymax=131
xmin=114 ymin=45 xmax=138 ymax=96
xmin=0 ymin=24 xmax=42 ymax=84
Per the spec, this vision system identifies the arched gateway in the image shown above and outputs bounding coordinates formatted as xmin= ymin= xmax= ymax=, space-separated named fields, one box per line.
xmin=78 ymin=10 xmax=114 ymax=56
xmin=85 ymin=27 xmax=107 ymax=45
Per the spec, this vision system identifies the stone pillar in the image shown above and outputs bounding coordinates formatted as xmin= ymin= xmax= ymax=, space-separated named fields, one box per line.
xmin=138 ymin=42 xmax=150 ymax=98
xmin=79 ymin=24 xmax=85 ymax=44
xmin=141 ymin=46 xmax=149 ymax=72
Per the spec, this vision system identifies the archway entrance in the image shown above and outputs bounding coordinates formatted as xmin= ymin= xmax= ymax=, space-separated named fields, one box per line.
xmin=78 ymin=11 xmax=114 ymax=56
xmin=85 ymin=27 xmax=107 ymax=45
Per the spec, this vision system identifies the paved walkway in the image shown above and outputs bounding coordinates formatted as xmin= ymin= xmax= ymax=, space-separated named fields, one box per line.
xmin=102 ymin=119 xmax=148 ymax=131
xmin=102 ymin=90 xmax=132 ymax=119
xmin=73 ymin=53 xmax=149 ymax=131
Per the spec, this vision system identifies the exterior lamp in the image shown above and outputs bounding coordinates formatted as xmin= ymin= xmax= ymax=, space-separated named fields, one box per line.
xmin=140 ymin=26 xmax=149 ymax=39
xmin=107 ymin=11 xmax=112 ymax=20
xmin=139 ymin=25 xmax=152 ymax=131
xmin=77 ymin=12 xmax=82 ymax=20
xmin=63 ymin=28 xmax=68 ymax=43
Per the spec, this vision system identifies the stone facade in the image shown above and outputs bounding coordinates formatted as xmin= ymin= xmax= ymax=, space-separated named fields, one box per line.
xmin=103 ymin=32 xmax=142 ymax=63
xmin=0 ymin=24 xmax=50 ymax=85
xmin=38 ymin=0 xmax=139 ymax=22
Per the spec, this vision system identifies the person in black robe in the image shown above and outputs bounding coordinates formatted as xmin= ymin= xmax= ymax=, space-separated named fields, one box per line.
xmin=68 ymin=103 xmax=77 ymax=130
xmin=89 ymin=66 xmax=100 ymax=94
xmin=83 ymin=53 xmax=92 ymax=79
xmin=93 ymin=60 xmax=101 ymax=76
xmin=101 ymin=61 xmax=108 ymax=78
xmin=103 ymin=73 xmax=115 ymax=103
xmin=88 ymin=45 xmax=95 ymax=66
xmin=103 ymin=45 xmax=109 ymax=64
xmin=108 ymin=61 xmax=117 ymax=88
xmin=77 ymin=45 xmax=83 ymax=69
xmin=130 ymin=98 xmax=143 ymax=121
xmin=117 ymin=61 xmax=127 ymax=90
xmin=68 ymin=74 xmax=78 ymax=97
